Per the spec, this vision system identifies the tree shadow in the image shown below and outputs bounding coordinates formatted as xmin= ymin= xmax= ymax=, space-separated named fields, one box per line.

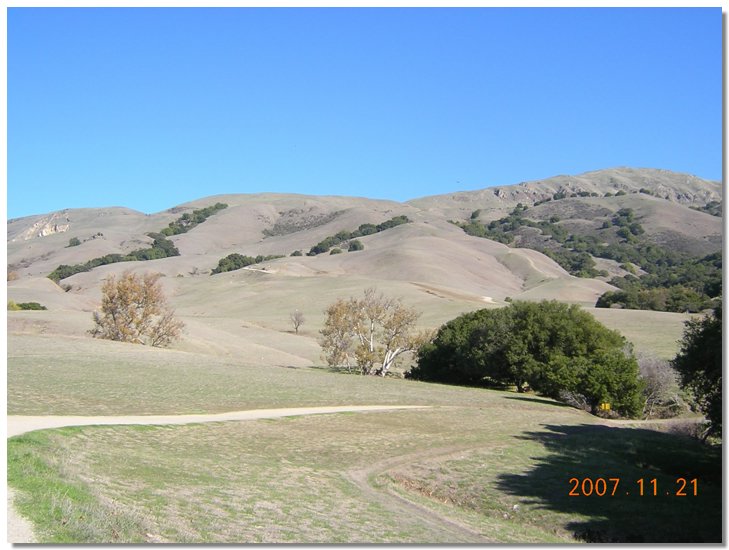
xmin=503 ymin=395 xmax=572 ymax=408
xmin=496 ymin=424 xmax=721 ymax=542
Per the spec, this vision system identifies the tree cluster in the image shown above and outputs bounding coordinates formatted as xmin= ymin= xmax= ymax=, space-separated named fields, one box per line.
xmin=598 ymin=251 xmax=721 ymax=312
xmin=454 ymin=205 xmax=605 ymax=277
xmin=320 ymin=288 xmax=430 ymax=376
xmin=90 ymin=271 xmax=184 ymax=347
xmin=160 ymin=203 xmax=228 ymax=236
xmin=455 ymin=204 xmax=721 ymax=311
xmin=596 ymin=285 xmax=714 ymax=313
xmin=49 ymin=233 xmax=180 ymax=282
xmin=210 ymin=253 xmax=285 ymax=275
xmin=408 ymin=300 xmax=644 ymax=417
xmin=308 ymin=216 xmax=410 ymax=256
xmin=48 ymin=203 xmax=228 ymax=282
xmin=690 ymin=200 xmax=722 ymax=217
xmin=611 ymin=208 xmax=645 ymax=241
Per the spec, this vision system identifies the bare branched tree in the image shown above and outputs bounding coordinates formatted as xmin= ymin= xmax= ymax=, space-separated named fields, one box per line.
xmin=319 ymin=288 xmax=432 ymax=376
xmin=290 ymin=309 xmax=305 ymax=334
xmin=637 ymin=353 xmax=686 ymax=419
xmin=90 ymin=271 xmax=184 ymax=347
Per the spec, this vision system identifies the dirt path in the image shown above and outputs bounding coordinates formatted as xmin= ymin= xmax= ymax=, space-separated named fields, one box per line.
xmin=7 ymin=405 xmax=431 ymax=438
xmin=7 ymin=488 xmax=37 ymax=543
xmin=344 ymin=445 xmax=492 ymax=543
xmin=7 ymin=405 xmax=430 ymax=543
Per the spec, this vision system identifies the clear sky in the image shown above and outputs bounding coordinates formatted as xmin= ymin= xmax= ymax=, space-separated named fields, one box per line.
xmin=7 ymin=7 xmax=722 ymax=219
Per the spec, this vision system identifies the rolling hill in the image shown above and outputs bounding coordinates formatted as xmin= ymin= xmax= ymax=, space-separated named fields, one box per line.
xmin=7 ymin=167 xmax=722 ymax=362
xmin=8 ymin=167 xmax=722 ymax=543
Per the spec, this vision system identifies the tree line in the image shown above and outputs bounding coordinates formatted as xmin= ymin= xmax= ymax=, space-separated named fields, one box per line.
xmin=160 ymin=202 xmax=228 ymax=236
xmin=307 ymin=215 xmax=410 ymax=255
xmin=48 ymin=233 xmax=181 ymax=282
xmin=211 ymin=253 xmax=285 ymax=274
xmin=48 ymin=204 xmax=228 ymax=282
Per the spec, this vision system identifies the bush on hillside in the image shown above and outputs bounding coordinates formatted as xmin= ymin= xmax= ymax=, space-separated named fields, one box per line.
xmin=9 ymin=301 xmax=48 ymax=311
xmin=408 ymin=300 xmax=644 ymax=417
xmin=348 ymin=239 xmax=364 ymax=252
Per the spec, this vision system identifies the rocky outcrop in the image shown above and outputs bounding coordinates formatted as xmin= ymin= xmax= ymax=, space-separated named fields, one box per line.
xmin=12 ymin=212 xmax=71 ymax=241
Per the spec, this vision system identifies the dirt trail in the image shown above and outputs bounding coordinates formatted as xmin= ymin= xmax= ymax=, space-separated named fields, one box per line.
xmin=344 ymin=445 xmax=492 ymax=543
xmin=7 ymin=489 xmax=37 ymax=543
xmin=7 ymin=405 xmax=430 ymax=543
xmin=7 ymin=405 xmax=430 ymax=438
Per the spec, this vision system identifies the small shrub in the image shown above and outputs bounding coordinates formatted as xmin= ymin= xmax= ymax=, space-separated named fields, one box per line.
xmin=348 ymin=240 xmax=364 ymax=252
xmin=330 ymin=248 xmax=343 ymax=255
xmin=67 ymin=237 xmax=81 ymax=247
xmin=291 ymin=250 xmax=303 ymax=256
xmin=9 ymin=301 xmax=48 ymax=311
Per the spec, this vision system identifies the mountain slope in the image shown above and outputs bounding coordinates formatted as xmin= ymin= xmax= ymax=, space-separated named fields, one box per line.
xmin=7 ymin=167 xmax=721 ymax=360
xmin=408 ymin=167 xmax=721 ymax=220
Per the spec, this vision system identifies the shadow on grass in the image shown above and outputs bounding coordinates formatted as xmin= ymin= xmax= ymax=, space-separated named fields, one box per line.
xmin=496 ymin=424 xmax=722 ymax=543
xmin=309 ymin=365 xmax=360 ymax=375
xmin=503 ymin=395 xmax=571 ymax=409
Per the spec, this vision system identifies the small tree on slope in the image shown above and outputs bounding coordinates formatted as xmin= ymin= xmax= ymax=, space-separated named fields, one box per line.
xmin=90 ymin=271 xmax=184 ymax=347
xmin=320 ymin=288 xmax=431 ymax=376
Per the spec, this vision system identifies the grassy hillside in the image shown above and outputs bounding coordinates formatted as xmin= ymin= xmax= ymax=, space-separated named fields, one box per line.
xmin=7 ymin=167 xmax=721 ymax=543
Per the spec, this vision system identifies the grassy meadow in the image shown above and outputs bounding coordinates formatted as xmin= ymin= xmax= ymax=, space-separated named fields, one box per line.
xmin=8 ymin=329 xmax=721 ymax=543
xmin=9 ymin=403 xmax=720 ymax=543
xmin=6 ymin=271 xmax=712 ymax=543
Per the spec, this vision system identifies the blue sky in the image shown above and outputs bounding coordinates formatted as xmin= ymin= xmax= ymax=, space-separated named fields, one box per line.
xmin=7 ymin=7 xmax=722 ymax=219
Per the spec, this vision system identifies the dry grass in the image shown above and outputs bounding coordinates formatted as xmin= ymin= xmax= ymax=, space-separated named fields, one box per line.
xmin=10 ymin=400 xmax=720 ymax=543
xmin=588 ymin=307 xmax=692 ymax=359
xmin=8 ymin=331 xmax=516 ymax=415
